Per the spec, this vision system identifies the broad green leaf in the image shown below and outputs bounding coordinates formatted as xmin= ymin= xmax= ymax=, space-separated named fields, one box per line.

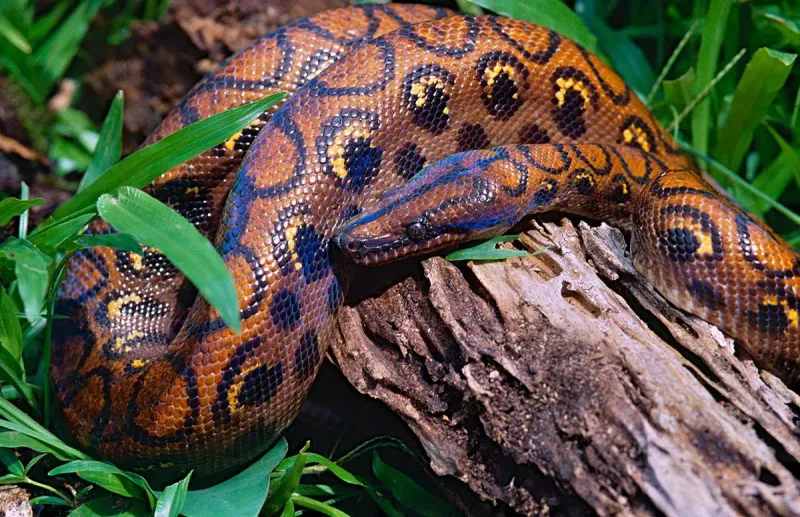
xmin=72 ymin=233 xmax=142 ymax=255
xmin=80 ymin=91 xmax=124 ymax=192
xmin=0 ymin=238 xmax=52 ymax=323
xmin=71 ymin=495 xmax=150 ymax=517
xmin=155 ymin=472 xmax=192 ymax=517
xmin=467 ymin=0 xmax=600 ymax=55
xmin=371 ymin=452 xmax=459 ymax=517
xmin=0 ymin=447 xmax=24 ymax=476
xmin=49 ymin=461 xmax=155 ymax=505
xmin=52 ymin=93 xmax=286 ymax=221
xmin=715 ymin=48 xmax=796 ymax=173
xmin=28 ymin=213 xmax=95 ymax=251
xmin=691 ymin=0 xmax=735 ymax=157
xmin=181 ymin=438 xmax=287 ymax=517
xmin=97 ymin=187 xmax=240 ymax=331
xmin=588 ymin=18 xmax=655 ymax=96
xmin=0 ymin=285 xmax=23 ymax=362
xmin=446 ymin=235 xmax=530 ymax=262
xmin=0 ymin=198 xmax=43 ymax=227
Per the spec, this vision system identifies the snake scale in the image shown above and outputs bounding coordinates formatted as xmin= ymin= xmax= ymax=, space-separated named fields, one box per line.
xmin=52 ymin=4 xmax=800 ymax=476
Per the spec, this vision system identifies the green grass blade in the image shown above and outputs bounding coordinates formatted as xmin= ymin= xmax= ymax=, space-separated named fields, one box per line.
xmin=79 ymin=91 xmax=124 ymax=192
xmin=52 ymin=92 xmax=286 ymax=221
xmin=0 ymin=13 xmax=32 ymax=53
xmin=32 ymin=0 xmax=102 ymax=93
xmin=71 ymin=233 xmax=142 ymax=255
xmin=0 ymin=285 xmax=22 ymax=362
xmin=678 ymin=138 xmax=800 ymax=228
xmin=467 ymin=0 xmax=600 ymax=55
xmin=371 ymin=452 xmax=459 ymax=517
xmin=27 ymin=213 xmax=95 ymax=252
xmin=97 ymin=187 xmax=241 ymax=332
xmin=715 ymin=48 xmax=796 ymax=173
xmin=155 ymin=472 xmax=192 ymax=517
xmin=691 ymin=0 xmax=734 ymax=158
xmin=738 ymin=151 xmax=796 ymax=216
xmin=446 ymin=235 xmax=529 ymax=262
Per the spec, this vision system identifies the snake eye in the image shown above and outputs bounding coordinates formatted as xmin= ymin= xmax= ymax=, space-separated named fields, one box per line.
xmin=406 ymin=221 xmax=428 ymax=242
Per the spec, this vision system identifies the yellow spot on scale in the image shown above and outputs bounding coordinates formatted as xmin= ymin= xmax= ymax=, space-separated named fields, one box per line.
xmin=555 ymin=77 xmax=591 ymax=109
xmin=229 ymin=363 xmax=260 ymax=415
xmin=328 ymin=125 xmax=373 ymax=179
xmin=224 ymin=130 xmax=243 ymax=152
xmin=130 ymin=253 xmax=143 ymax=271
xmin=485 ymin=63 xmax=518 ymax=87
xmin=112 ymin=330 xmax=145 ymax=352
xmin=185 ymin=186 xmax=200 ymax=196
xmin=108 ymin=294 xmax=143 ymax=320
xmin=695 ymin=231 xmax=715 ymax=256
xmin=131 ymin=359 xmax=146 ymax=368
xmin=623 ymin=125 xmax=651 ymax=152
xmin=789 ymin=308 xmax=798 ymax=329
xmin=410 ymin=76 xmax=446 ymax=108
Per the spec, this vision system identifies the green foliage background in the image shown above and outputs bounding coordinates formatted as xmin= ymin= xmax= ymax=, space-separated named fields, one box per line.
xmin=0 ymin=0 xmax=799 ymax=515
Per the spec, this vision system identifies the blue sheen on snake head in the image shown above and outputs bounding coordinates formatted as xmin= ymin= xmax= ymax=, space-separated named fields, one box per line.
xmin=336 ymin=150 xmax=517 ymax=265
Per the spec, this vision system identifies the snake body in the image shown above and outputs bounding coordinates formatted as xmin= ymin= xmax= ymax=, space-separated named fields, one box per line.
xmin=53 ymin=6 xmax=799 ymax=476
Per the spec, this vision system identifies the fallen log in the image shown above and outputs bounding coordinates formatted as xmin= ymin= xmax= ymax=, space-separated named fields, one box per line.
xmin=327 ymin=218 xmax=800 ymax=516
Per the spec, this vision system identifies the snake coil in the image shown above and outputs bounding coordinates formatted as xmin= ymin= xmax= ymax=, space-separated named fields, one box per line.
xmin=53 ymin=5 xmax=800 ymax=475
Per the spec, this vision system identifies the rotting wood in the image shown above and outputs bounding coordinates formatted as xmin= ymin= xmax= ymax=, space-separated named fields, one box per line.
xmin=328 ymin=218 xmax=800 ymax=517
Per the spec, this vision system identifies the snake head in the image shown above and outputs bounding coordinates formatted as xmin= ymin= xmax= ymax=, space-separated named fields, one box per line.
xmin=336 ymin=150 xmax=517 ymax=265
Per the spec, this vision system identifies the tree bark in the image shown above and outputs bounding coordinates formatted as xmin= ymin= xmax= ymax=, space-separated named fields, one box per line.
xmin=327 ymin=218 xmax=800 ymax=517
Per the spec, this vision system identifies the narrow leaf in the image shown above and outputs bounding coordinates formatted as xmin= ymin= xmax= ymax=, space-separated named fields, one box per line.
xmin=155 ymin=472 xmax=192 ymax=517
xmin=0 ymin=198 xmax=43 ymax=227
xmin=52 ymin=93 xmax=286 ymax=221
xmin=691 ymin=0 xmax=735 ymax=157
xmin=371 ymin=452 xmax=459 ymax=517
xmin=97 ymin=187 xmax=240 ymax=332
xmin=71 ymin=233 xmax=142 ymax=255
xmin=446 ymin=235 xmax=529 ymax=262
xmin=79 ymin=91 xmax=124 ymax=192
xmin=0 ymin=285 xmax=23 ymax=362
xmin=28 ymin=213 xmax=95 ymax=252
xmin=715 ymin=48 xmax=796 ymax=173
xmin=467 ymin=0 xmax=600 ymax=55
xmin=0 ymin=13 xmax=32 ymax=53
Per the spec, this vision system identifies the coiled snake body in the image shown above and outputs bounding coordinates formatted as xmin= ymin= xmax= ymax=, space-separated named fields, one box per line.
xmin=54 ymin=5 xmax=800 ymax=475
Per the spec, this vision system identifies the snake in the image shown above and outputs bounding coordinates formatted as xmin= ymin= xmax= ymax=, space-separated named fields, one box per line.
xmin=52 ymin=4 xmax=800 ymax=476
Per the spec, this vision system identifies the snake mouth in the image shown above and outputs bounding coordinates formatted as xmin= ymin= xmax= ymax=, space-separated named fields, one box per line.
xmin=335 ymin=232 xmax=411 ymax=265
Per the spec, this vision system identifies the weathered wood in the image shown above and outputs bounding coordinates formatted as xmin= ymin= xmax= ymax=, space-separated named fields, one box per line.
xmin=328 ymin=218 xmax=800 ymax=516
